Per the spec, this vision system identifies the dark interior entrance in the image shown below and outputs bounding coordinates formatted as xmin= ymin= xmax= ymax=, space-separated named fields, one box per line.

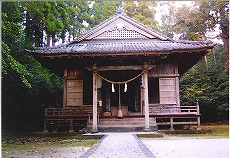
xmin=100 ymin=71 xmax=141 ymax=113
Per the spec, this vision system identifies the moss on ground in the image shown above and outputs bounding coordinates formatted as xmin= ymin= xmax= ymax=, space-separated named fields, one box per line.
xmin=198 ymin=124 xmax=229 ymax=137
xmin=2 ymin=134 xmax=101 ymax=151
xmin=165 ymin=124 xmax=229 ymax=138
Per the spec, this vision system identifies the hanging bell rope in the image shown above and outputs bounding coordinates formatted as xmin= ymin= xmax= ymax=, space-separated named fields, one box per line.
xmin=93 ymin=70 xmax=147 ymax=85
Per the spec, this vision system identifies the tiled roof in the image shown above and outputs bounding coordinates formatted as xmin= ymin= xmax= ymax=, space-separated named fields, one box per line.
xmin=28 ymin=40 xmax=214 ymax=55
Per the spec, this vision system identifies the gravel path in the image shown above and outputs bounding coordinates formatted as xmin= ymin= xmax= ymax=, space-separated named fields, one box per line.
xmin=142 ymin=137 xmax=229 ymax=158
xmin=85 ymin=133 xmax=153 ymax=158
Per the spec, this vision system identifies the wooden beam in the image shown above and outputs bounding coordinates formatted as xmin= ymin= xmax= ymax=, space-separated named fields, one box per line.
xmin=34 ymin=51 xmax=171 ymax=58
xmin=148 ymin=74 xmax=179 ymax=78
xmin=86 ymin=65 xmax=155 ymax=71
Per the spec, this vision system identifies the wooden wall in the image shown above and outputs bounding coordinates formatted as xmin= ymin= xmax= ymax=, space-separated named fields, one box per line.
xmin=63 ymin=69 xmax=84 ymax=108
xmin=148 ymin=63 xmax=180 ymax=105
xmin=62 ymin=63 xmax=180 ymax=108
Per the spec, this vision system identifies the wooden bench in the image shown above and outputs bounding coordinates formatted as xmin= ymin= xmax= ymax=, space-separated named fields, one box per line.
xmin=149 ymin=104 xmax=201 ymax=130
xmin=43 ymin=105 xmax=99 ymax=132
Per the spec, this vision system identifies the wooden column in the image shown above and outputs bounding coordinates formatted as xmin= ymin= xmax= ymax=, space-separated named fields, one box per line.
xmin=170 ymin=117 xmax=174 ymax=131
xmin=143 ymin=70 xmax=150 ymax=131
xmin=92 ymin=71 xmax=98 ymax=133
xmin=175 ymin=77 xmax=180 ymax=106
xmin=175 ymin=65 xmax=180 ymax=106
xmin=196 ymin=101 xmax=201 ymax=130
xmin=69 ymin=120 xmax=74 ymax=132
xmin=63 ymin=69 xmax=68 ymax=108
xmin=43 ymin=119 xmax=48 ymax=133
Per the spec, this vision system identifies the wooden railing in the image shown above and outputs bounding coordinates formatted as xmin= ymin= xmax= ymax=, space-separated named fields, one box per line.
xmin=43 ymin=105 xmax=99 ymax=133
xmin=149 ymin=104 xmax=201 ymax=130
xmin=45 ymin=105 xmax=93 ymax=116
xmin=149 ymin=104 xmax=200 ymax=115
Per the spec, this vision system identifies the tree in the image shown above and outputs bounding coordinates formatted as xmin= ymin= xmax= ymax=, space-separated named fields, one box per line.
xmin=180 ymin=45 xmax=229 ymax=122
xmin=2 ymin=1 xmax=63 ymax=132
xmin=124 ymin=1 xmax=158 ymax=30
xmin=197 ymin=1 xmax=229 ymax=65
xmin=89 ymin=0 xmax=118 ymax=28
xmin=158 ymin=1 xmax=177 ymax=38
xmin=2 ymin=2 xmax=31 ymax=87
xmin=162 ymin=2 xmax=229 ymax=64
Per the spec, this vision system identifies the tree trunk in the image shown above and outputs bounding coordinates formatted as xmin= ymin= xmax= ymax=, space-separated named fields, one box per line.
xmin=52 ymin=34 xmax=55 ymax=46
xmin=220 ymin=23 xmax=229 ymax=68
xmin=47 ymin=34 xmax=51 ymax=47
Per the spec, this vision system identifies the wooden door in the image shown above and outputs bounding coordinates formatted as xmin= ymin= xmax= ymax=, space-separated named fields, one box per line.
xmin=66 ymin=80 xmax=83 ymax=107
xmin=159 ymin=78 xmax=176 ymax=104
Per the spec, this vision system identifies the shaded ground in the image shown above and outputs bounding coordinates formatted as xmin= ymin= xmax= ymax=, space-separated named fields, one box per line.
xmin=2 ymin=124 xmax=229 ymax=158
xmin=2 ymin=134 xmax=99 ymax=158
xmin=2 ymin=147 xmax=89 ymax=158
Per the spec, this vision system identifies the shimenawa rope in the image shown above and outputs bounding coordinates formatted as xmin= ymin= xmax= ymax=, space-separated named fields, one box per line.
xmin=93 ymin=70 xmax=147 ymax=85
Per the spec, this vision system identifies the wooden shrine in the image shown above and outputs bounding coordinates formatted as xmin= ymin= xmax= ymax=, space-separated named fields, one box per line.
xmin=27 ymin=11 xmax=215 ymax=132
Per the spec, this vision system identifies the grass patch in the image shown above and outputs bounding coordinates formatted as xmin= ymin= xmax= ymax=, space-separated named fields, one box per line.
xmin=199 ymin=124 xmax=229 ymax=137
xmin=170 ymin=124 xmax=229 ymax=138
xmin=2 ymin=134 xmax=101 ymax=151
xmin=137 ymin=133 xmax=164 ymax=138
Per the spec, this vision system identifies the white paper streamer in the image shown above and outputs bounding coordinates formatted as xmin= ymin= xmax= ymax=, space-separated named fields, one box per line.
xmin=124 ymin=83 xmax=127 ymax=92
xmin=112 ymin=83 xmax=115 ymax=92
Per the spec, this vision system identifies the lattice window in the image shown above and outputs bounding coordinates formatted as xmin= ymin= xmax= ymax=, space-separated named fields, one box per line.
xmin=93 ymin=26 xmax=148 ymax=40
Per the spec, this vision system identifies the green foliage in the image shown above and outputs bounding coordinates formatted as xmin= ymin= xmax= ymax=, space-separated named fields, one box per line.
xmin=124 ymin=1 xmax=158 ymax=30
xmin=2 ymin=2 xmax=31 ymax=88
xmin=160 ymin=2 xmax=229 ymax=42
xmin=2 ymin=2 xmax=63 ymax=132
xmin=2 ymin=42 xmax=32 ymax=88
xmin=90 ymin=0 xmax=118 ymax=27
xmin=180 ymin=45 xmax=229 ymax=122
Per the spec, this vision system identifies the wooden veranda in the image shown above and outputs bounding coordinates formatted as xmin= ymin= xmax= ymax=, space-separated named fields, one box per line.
xmin=43 ymin=103 xmax=201 ymax=132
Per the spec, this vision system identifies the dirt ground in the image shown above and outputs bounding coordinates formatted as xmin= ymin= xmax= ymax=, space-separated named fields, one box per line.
xmin=2 ymin=135 xmax=229 ymax=158
xmin=142 ymin=137 xmax=229 ymax=158
xmin=2 ymin=146 xmax=90 ymax=158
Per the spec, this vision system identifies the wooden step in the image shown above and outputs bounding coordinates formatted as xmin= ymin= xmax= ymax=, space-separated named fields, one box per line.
xmin=87 ymin=117 xmax=156 ymax=128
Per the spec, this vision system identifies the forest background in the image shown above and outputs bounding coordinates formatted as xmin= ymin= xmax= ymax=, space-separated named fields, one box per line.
xmin=1 ymin=1 xmax=229 ymax=132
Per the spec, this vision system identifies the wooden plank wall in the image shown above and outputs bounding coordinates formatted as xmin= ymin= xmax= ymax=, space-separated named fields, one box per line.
xmin=63 ymin=69 xmax=84 ymax=108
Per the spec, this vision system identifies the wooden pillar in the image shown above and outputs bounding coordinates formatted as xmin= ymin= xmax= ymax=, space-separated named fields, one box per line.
xmin=63 ymin=69 xmax=68 ymax=108
xmin=175 ymin=65 xmax=180 ymax=106
xmin=143 ymin=70 xmax=150 ymax=131
xmin=175 ymin=77 xmax=180 ymax=106
xmin=92 ymin=71 xmax=98 ymax=133
xmin=196 ymin=101 xmax=201 ymax=130
xmin=69 ymin=120 xmax=74 ymax=132
xmin=170 ymin=117 xmax=174 ymax=131
xmin=43 ymin=119 xmax=48 ymax=133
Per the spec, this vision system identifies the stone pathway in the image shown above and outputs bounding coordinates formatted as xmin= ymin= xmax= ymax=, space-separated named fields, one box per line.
xmin=80 ymin=132 xmax=156 ymax=158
